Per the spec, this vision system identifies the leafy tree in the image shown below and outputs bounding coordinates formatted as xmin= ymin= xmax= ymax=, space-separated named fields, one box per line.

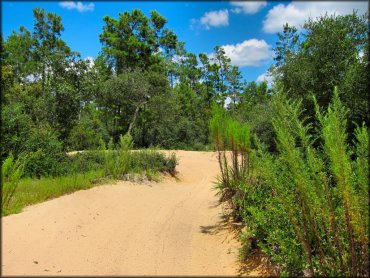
xmin=227 ymin=65 xmax=243 ymax=110
xmin=271 ymin=12 xmax=369 ymax=132
xmin=198 ymin=52 xmax=215 ymax=107
xmin=209 ymin=46 xmax=232 ymax=106
xmin=100 ymin=9 xmax=177 ymax=73
xmin=98 ymin=69 xmax=162 ymax=142
xmin=178 ymin=52 xmax=202 ymax=90
xmin=32 ymin=8 xmax=73 ymax=92
xmin=273 ymin=23 xmax=299 ymax=68
xmin=1 ymin=102 xmax=33 ymax=159
xmin=3 ymin=26 xmax=36 ymax=83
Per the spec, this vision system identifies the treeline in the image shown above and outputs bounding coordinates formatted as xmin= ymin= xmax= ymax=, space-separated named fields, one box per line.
xmin=1 ymin=8 xmax=269 ymax=176
xmin=210 ymin=11 xmax=369 ymax=277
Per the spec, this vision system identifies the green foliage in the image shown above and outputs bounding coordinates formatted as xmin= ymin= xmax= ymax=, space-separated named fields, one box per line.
xmin=98 ymin=68 xmax=157 ymax=142
xmin=271 ymin=12 xmax=369 ymax=131
xmin=352 ymin=124 xmax=369 ymax=218
xmin=1 ymin=102 xmax=34 ymax=159
xmin=214 ymin=91 xmax=369 ymax=276
xmin=99 ymin=135 xmax=133 ymax=179
xmin=2 ymin=170 xmax=105 ymax=216
xmin=130 ymin=150 xmax=177 ymax=176
xmin=2 ymin=8 xmax=239 ymax=154
xmin=19 ymin=126 xmax=67 ymax=178
xmin=65 ymin=151 xmax=105 ymax=173
xmin=3 ymin=26 xmax=36 ymax=82
xmin=199 ymin=46 xmax=242 ymax=108
xmin=100 ymin=9 xmax=177 ymax=72
xmin=164 ymin=152 xmax=178 ymax=176
xmin=210 ymin=102 xmax=251 ymax=218
xmin=3 ymin=9 xmax=368 ymax=275
xmin=67 ymin=104 xmax=109 ymax=151
xmin=98 ymin=134 xmax=177 ymax=178
xmin=132 ymin=82 xmax=210 ymax=149
xmin=1 ymin=154 xmax=25 ymax=213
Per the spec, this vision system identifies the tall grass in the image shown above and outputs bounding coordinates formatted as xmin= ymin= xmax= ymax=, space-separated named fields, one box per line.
xmin=210 ymin=103 xmax=251 ymax=220
xmin=130 ymin=150 xmax=178 ymax=176
xmin=210 ymin=90 xmax=369 ymax=276
xmin=1 ymin=154 xmax=25 ymax=213
xmin=1 ymin=170 xmax=105 ymax=216
xmin=100 ymin=134 xmax=132 ymax=179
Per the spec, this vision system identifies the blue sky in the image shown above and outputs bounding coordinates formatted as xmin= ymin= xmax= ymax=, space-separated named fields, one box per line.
xmin=1 ymin=1 xmax=367 ymax=83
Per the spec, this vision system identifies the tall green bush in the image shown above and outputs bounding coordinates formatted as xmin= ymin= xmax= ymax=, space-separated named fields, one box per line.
xmin=20 ymin=126 xmax=67 ymax=177
xmin=1 ymin=154 xmax=24 ymax=212
xmin=212 ymin=90 xmax=369 ymax=276
xmin=67 ymin=104 xmax=109 ymax=151
xmin=255 ymin=91 xmax=368 ymax=276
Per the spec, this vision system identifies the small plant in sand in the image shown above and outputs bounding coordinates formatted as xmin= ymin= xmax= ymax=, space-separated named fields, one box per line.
xmin=1 ymin=154 xmax=24 ymax=212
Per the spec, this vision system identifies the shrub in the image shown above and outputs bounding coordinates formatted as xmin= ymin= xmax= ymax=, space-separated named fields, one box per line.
xmin=19 ymin=126 xmax=67 ymax=177
xmin=67 ymin=104 xmax=109 ymax=151
xmin=164 ymin=152 xmax=177 ymax=176
xmin=64 ymin=151 xmax=105 ymax=173
xmin=192 ymin=142 xmax=210 ymax=151
xmin=131 ymin=150 xmax=166 ymax=172
xmin=1 ymin=102 xmax=33 ymax=159
xmin=211 ymin=90 xmax=369 ymax=276
xmin=100 ymin=134 xmax=133 ymax=179
xmin=1 ymin=154 xmax=24 ymax=213
xmin=99 ymin=135 xmax=177 ymax=179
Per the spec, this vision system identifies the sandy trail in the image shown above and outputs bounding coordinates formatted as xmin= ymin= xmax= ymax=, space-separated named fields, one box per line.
xmin=2 ymin=151 xmax=265 ymax=276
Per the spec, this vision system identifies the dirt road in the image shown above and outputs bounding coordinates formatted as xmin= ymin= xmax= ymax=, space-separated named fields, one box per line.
xmin=2 ymin=151 xmax=266 ymax=276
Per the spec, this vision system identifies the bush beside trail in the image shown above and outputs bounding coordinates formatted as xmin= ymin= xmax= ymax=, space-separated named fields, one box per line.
xmin=210 ymin=91 xmax=369 ymax=276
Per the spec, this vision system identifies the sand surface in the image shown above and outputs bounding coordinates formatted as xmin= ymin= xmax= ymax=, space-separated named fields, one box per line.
xmin=2 ymin=151 xmax=268 ymax=276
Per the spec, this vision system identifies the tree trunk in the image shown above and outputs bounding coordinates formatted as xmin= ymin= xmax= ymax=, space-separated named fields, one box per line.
xmin=126 ymin=101 xmax=147 ymax=136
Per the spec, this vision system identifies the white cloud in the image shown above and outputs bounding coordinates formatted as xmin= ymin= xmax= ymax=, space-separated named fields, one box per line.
xmin=218 ymin=39 xmax=272 ymax=67
xmin=59 ymin=1 xmax=94 ymax=12
xmin=257 ymin=72 xmax=274 ymax=86
xmin=230 ymin=1 xmax=267 ymax=14
xmin=85 ymin=56 xmax=94 ymax=68
xmin=263 ymin=1 xmax=368 ymax=33
xmin=192 ymin=9 xmax=229 ymax=30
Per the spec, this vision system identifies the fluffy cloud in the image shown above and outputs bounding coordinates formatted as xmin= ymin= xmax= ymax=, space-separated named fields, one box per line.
xmin=59 ymin=1 xmax=94 ymax=12
xmin=263 ymin=1 xmax=368 ymax=33
xmin=219 ymin=39 xmax=272 ymax=67
xmin=192 ymin=9 xmax=229 ymax=30
xmin=230 ymin=1 xmax=267 ymax=14
xmin=257 ymin=72 xmax=274 ymax=86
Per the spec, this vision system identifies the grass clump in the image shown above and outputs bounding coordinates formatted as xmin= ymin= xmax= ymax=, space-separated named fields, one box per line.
xmin=1 ymin=170 xmax=106 ymax=216
xmin=100 ymin=134 xmax=133 ymax=179
xmin=130 ymin=150 xmax=177 ymax=176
